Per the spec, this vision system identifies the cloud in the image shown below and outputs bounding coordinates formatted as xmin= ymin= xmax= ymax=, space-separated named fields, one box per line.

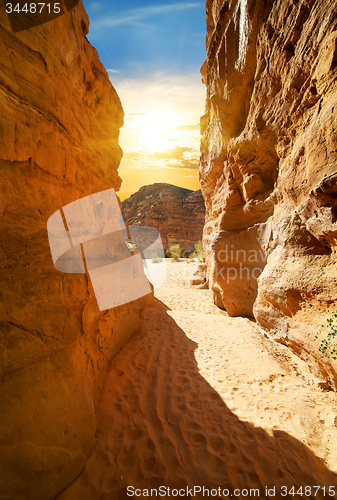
xmin=151 ymin=146 xmax=191 ymax=160
xmin=122 ymin=151 xmax=200 ymax=171
xmin=112 ymin=73 xmax=205 ymax=125
xmin=165 ymin=159 xmax=199 ymax=170
xmin=173 ymin=123 xmax=200 ymax=131
xmin=112 ymin=73 xmax=204 ymax=175
xmin=123 ymin=152 xmax=141 ymax=160
xmin=107 ymin=69 xmax=120 ymax=74
xmin=90 ymin=2 xmax=101 ymax=10
xmin=92 ymin=3 xmax=203 ymax=29
xmin=180 ymin=159 xmax=199 ymax=169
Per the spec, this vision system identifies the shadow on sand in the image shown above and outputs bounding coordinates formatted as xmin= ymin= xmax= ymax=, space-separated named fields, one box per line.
xmin=57 ymin=299 xmax=337 ymax=500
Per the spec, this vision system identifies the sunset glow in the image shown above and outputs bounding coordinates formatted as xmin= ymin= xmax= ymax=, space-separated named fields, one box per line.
xmin=113 ymin=75 xmax=205 ymax=200
xmin=84 ymin=0 xmax=206 ymax=200
xmin=84 ymin=1 xmax=206 ymax=200
xmin=138 ymin=112 xmax=178 ymax=151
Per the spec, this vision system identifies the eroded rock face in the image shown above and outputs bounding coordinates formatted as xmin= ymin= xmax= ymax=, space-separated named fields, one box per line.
xmin=201 ymin=0 xmax=337 ymax=386
xmin=0 ymin=4 xmax=150 ymax=498
xmin=122 ymin=183 xmax=205 ymax=255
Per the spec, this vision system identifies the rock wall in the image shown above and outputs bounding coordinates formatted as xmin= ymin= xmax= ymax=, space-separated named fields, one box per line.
xmin=200 ymin=0 xmax=337 ymax=386
xmin=0 ymin=3 xmax=151 ymax=499
xmin=122 ymin=183 xmax=205 ymax=255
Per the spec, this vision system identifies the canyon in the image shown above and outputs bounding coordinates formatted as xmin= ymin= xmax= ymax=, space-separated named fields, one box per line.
xmin=122 ymin=183 xmax=205 ymax=255
xmin=0 ymin=3 xmax=151 ymax=499
xmin=200 ymin=0 xmax=337 ymax=389
xmin=0 ymin=0 xmax=337 ymax=498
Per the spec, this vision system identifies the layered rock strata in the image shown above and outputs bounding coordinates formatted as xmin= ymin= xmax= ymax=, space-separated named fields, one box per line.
xmin=122 ymin=183 xmax=205 ymax=255
xmin=200 ymin=0 xmax=337 ymax=386
xmin=0 ymin=3 xmax=150 ymax=499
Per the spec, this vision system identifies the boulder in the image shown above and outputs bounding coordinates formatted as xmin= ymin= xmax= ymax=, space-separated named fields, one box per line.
xmin=190 ymin=262 xmax=208 ymax=288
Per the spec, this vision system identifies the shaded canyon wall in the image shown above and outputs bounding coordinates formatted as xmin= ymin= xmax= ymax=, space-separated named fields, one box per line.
xmin=0 ymin=2 xmax=151 ymax=498
xmin=200 ymin=0 xmax=337 ymax=386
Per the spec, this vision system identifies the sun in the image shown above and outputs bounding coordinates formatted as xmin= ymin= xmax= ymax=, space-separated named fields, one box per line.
xmin=138 ymin=112 xmax=179 ymax=151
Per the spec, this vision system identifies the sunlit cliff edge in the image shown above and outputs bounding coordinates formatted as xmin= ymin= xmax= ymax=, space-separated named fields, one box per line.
xmin=200 ymin=0 xmax=337 ymax=388
xmin=0 ymin=3 xmax=152 ymax=499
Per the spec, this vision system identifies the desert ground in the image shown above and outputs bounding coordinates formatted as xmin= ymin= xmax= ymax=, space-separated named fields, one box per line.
xmin=57 ymin=261 xmax=337 ymax=499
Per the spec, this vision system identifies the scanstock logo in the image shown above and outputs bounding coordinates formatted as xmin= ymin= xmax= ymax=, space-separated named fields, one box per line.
xmin=47 ymin=189 xmax=166 ymax=310
xmin=5 ymin=0 xmax=80 ymax=33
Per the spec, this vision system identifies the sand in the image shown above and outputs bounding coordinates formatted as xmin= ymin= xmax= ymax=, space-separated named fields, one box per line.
xmin=57 ymin=261 xmax=337 ymax=500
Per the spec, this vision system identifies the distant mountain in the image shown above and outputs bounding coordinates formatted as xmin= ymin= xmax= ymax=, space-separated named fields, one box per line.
xmin=121 ymin=183 xmax=205 ymax=255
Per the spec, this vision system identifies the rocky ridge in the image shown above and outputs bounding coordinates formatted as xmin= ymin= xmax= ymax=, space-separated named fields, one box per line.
xmin=0 ymin=3 xmax=151 ymax=499
xmin=122 ymin=183 xmax=205 ymax=255
xmin=200 ymin=0 xmax=337 ymax=387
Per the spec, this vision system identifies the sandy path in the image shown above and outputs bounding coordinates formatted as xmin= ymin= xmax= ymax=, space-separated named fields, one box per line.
xmin=57 ymin=261 xmax=337 ymax=500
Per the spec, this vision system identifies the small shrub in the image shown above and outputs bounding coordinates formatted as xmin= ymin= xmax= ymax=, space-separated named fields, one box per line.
xmin=169 ymin=244 xmax=182 ymax=261
xmin=151 ymin=252 xmax=162 ymax=263
xmin=315 ymin=309 xmax=337 ymax=361
xmin=195 ymin=240 xmax=204 ymax=262
xmin=189 ymin=251 xmax=197 ymax=262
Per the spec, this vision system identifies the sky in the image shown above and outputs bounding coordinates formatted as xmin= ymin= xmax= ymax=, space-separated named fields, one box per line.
xmin=82 ymin=0 xmax=206 ymax=200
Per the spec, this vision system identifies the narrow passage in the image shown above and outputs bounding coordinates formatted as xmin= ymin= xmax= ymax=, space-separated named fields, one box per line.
xmin=57 ymin=262 xmax=337 ymax=499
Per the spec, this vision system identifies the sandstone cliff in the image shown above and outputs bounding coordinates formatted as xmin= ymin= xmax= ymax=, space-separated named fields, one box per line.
xmin=201 ymin=0 xmax=337 ymax=387
xmin=122 ymin=183 xmax=205 ymax=255
xmin=0 ymin=3 xmax=150 ymax=499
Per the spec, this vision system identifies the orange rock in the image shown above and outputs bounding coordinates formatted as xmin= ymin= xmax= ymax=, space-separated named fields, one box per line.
xmin=0 ymin=4 xmax=151 ymax=499
xmin=122 ymin=183 xmax=205 ymax=256
xmin=201 ymin=0 xmax=337 ymax=387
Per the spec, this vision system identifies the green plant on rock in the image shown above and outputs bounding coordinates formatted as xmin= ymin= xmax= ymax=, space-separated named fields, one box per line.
xmin=315 ymin=309 xmax=337 ymax=361
xmin=169 ymin=244 xmax=182 ymax=261
xmin=195 ymin=240 xmax=204 ymax=262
